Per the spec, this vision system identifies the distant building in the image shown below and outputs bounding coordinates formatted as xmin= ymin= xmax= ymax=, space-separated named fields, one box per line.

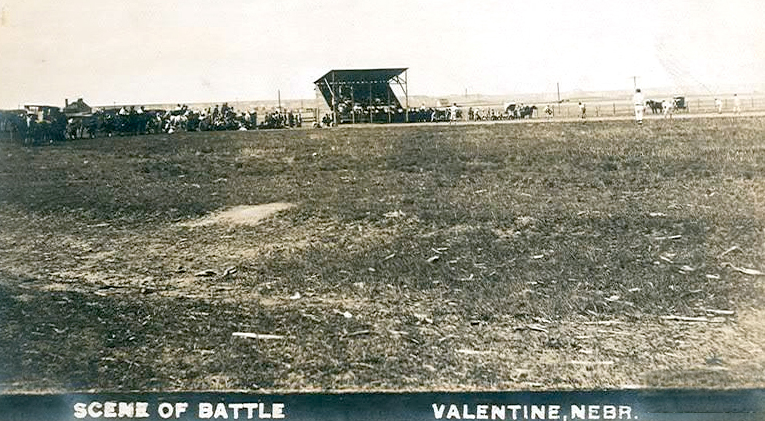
xmin=24 ymin=104 xmax=61 ymax=121
xmin=63 ymin=98 xmax=92 ymax=115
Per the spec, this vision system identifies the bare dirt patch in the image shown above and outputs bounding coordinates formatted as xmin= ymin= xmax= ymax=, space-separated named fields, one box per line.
xmin=179 ymin=203 xmax=296 ymax=227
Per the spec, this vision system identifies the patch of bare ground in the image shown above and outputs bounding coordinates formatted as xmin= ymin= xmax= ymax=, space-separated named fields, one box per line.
xmin=0 ymin=204 xmax=406 ymax=303
xmin=179 ymin=203 xmax=296 ymax=227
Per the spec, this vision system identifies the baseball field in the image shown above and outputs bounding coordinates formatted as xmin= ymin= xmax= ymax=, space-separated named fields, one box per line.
xmin=1 ymin=116 xmax=764 ymax=392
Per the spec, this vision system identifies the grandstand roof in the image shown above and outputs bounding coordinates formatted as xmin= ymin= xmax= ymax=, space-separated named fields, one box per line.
xmin=314 ymin=68 xmax=407 ymax=84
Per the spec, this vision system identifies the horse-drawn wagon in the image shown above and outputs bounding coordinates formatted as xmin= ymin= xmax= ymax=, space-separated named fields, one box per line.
xmin=673 ymin=96 xmax=687 ymax=112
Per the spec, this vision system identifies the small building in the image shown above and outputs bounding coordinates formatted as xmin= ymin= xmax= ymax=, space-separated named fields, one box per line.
xmin=63 ymin=98 xmax=92 ymax=116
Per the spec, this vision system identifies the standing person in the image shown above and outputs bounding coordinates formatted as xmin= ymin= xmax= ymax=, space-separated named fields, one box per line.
xmin=578 ymin=102 xmax=586 ymax=120
xmin=662 ymin=99 xmax=674 ymax=119
xmin=449 ymin=103 xmax=459 ymax=124
xmin=733 ymin=94 xmax=741 ymax=115
xmin=715 ymin=98 xmax=723 ymax=114
xmin=633 ymin=88 xmax=645 ymax=124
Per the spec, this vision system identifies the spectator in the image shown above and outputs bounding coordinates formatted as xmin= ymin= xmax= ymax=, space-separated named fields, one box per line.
xmin=633 ymin=88 xmax=645 ymax=125
xmin=449 ymin=103 xmax=459 ymax=124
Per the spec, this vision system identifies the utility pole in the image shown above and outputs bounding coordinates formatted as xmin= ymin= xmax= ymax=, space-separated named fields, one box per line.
xmin=557 ymin=82 xmax=561 ymax=116
xmin=631 ymin=76 xmax=638 ymax=90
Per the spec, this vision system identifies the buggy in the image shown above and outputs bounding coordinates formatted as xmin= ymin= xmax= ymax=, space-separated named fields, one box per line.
xmin=673 ymin=96 xmax=688 ymax=112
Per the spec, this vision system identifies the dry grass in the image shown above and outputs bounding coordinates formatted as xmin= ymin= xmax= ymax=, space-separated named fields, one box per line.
xmin=1 ymin=117 xmax=764 ymax=392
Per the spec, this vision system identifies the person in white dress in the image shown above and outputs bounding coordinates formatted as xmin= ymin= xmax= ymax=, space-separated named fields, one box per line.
xmin=633 ymin=89 xmax=645 ymax=124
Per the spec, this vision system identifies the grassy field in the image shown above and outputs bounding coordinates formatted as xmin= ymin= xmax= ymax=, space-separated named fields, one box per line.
xmin=1 ymin=117 xmax=764 ymax=392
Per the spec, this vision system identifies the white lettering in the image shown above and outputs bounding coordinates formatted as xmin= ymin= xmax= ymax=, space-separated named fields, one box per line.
xmin=507 ymin=405 xmax=521 ymax=420
xmin=491 ymin=405 xmax=506 ymax=420
xmin=88 ymin=402 xmax=104 ymax=418
xmin=588 ymin=405 xmax=600 ymax=419
xmin=548 ymin=405 xmax=560 ymax=420
xmin=135 ymin=403 xmax=150 ymax=418
xmin=74 ymin=402 xmax=151 ymax=419
xmin=73 ymin=403 xmax=87 ymax=419
xmin=175 ymin=403 xmax=188 ymax=418
xmin=531 ymin=406 xmax=545 ymax=419
xmin=104 ymin=402 xmax=117 ymax=418
xmin=603 ymin=406 xmax=616 ymax=419
xmin=433 ymin=404 xmax=447 ymax=419
xmin=213 ymin=403 xmax=229 ymax=419
xmin=242 ymin=403 xmax=258 ymax=419
xmin=618 ymin=406 xmax=632 ymax=419
xmin=262 ymin=403 xmax=273 ymax=419
xmin=476 ymin=405 xmax=488 ymax=420
xmin=258 ymin=403 xmax=271 ymax=419
xmin=272 ymin=403 xmax=285 ymax=419
xmin=157 ymin=403 xmax=174 ymax=419
xmin=117 ymin=402 xmax=134 ymax=418
xmin=462 ymin=404 xmax=476 ymax=419
xmin=571 ymin=405 xmax=586 ymax=419
xmin=447 ymin=405 xmax=461 ymax=419
xmin=229 ymin=404 xmax=244 ymax=419
xmin=199 ymin=403 xmax=214 ymax=419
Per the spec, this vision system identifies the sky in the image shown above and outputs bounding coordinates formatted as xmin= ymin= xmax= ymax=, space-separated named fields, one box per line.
xmin=0 ymin=0 xmax=763 ymax=108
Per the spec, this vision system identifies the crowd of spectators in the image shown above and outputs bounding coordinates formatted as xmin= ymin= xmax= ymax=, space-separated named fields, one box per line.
xmin=1 ymin=97 xmax=548 ymax=145
xmin=0 ymin=108 xmax=67 ymax=143
xmin=329 ymin=101 xmax=537 ymax=124
xmin=0 ymin=103 xmax=305 ymax=143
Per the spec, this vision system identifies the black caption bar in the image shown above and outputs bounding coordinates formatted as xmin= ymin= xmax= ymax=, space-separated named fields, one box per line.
xmin=0 ymin=390 xmax=763 ymax=421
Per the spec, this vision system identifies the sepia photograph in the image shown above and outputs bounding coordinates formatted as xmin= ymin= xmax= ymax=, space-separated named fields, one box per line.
xmin=1 ymin=0 xmax=764 ymax=418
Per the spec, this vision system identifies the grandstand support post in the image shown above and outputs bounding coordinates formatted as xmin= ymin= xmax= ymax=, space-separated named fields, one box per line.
xmin=387 ymin=88 xmax=391 ymax=123
xmin=404 ymin=69 xmax=409 ymax=123
xmin=351 ymin=86 xmax=355 ymax=124
xmin=332 ymin=72 xmax=337 ymax=127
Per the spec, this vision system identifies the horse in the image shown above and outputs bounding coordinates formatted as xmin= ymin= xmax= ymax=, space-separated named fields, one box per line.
xmin=645 ymin=100 xmax=663 ymax=114
xmin=518 ymin=105 xmax=537 ymax=119
xmin=66 ymin=118 xmax=82 ymax=140
xmin=503 ymin=102 xmax=517 ymax=119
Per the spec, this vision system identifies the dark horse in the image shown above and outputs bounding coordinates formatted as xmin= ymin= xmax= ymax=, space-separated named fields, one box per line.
xmin=518 ymin=105 xmax=537 ymax=118
xmin=645 ymin=100 xmax=663 ymax=114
